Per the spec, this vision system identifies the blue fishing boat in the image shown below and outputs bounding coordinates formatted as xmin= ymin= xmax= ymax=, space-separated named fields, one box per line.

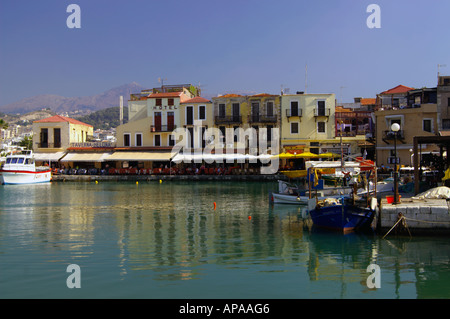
xmin=309 ymin=196 xmax=377 ymax=233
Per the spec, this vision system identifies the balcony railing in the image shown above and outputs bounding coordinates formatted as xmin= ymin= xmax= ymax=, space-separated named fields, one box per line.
xmin=150 ymin=125 xmax=177 ymax=132
xmin=214 ymin=115 xmax=242 ymax=124
xmin=248 ymin=114 xmax=277 ymax=123
xmin=314 ymin=108 xmax=331 ymax=117
xmin=285 ymin=109 xmax=302 ymax=117
xmin=382 ymin=130 xmax=405 ymax=140
xmin=36 ymin=142 xmax=62 ymax=148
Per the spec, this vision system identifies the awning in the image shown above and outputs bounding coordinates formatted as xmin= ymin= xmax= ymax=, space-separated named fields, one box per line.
xmin=107 ymin=151 xmax=173 ymax=161
xmin=60 ymin=152 xmax=112 ymax=162
xmin=33 ymin=152 xmax=66 ymax=162
xmin=171 ymin=153 xmax=273 ymax=163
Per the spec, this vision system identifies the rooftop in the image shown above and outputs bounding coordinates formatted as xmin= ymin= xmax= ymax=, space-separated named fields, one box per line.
xmin=181 ymin=97 xmax=211 ymax=104
xmin=380 ymin=85 xmax=415 ymax=95
xmin=34 ymin=115 xmax=93 ymax=127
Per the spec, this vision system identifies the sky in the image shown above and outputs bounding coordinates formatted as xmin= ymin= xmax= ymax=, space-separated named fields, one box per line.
xmin=0 ymin=0 xmax=449 ymax=106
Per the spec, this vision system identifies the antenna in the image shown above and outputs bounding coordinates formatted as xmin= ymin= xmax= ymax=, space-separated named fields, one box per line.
xmin=158 ymin=77 xmax=167 ymax=89
xmin=438 ymin=64 xmax=447 ymax=83
xmin=305 ymin=64 xmax=308 ymax=93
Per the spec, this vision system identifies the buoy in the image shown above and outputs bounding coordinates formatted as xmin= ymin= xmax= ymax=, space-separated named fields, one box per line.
xmin=159 ymin=179 xmax=162 ymax=184
xmin=95 ymin=180 xmax=98 ymax=184
xmin=136 ymin=181 xmax=139 ymax=185
xmin=213 ymin=202 xmax=216 ymax=210
xmin=248 ymin=216 xmax=252 ymax=220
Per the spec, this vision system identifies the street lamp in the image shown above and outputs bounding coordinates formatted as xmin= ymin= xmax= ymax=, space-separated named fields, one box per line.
xmin=391 ymin=123 xmax=400 ymax=204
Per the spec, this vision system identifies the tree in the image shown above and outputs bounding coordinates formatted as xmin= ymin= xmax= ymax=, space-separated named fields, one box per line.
xmin=19 ymin=135 xmax=33 ymax=150
xmin=0 ymin=118 xmax=8 ymax=142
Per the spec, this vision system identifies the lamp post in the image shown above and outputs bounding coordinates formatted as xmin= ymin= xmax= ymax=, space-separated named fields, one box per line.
xmin=391 ymin=123 xmax=400 ymax=204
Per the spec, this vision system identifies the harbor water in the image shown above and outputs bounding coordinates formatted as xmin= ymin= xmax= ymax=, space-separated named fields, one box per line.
xmin=0 ymin=181 xmax=449 ymax=299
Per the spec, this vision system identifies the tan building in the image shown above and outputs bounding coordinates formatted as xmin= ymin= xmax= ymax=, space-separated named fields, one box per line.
xmin=375 ymin=103 xmax=438 ymax=168
xmin=32 ymin=115 xmax=93 ymax=164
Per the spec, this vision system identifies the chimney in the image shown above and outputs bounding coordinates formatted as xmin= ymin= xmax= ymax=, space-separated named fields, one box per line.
xmin=119 ymin=96 xmax=123 ymax=125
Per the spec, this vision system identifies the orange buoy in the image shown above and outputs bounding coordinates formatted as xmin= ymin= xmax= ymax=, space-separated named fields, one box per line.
xmin=248 ymin=216 xmax=252 ymax=220
xmin=213 ymin=202 xmax=216 ymax=210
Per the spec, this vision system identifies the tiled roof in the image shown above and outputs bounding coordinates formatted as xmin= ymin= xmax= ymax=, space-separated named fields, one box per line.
xmin=380 ymin=85 xmax=414 ymax=95
xmin=360 ymin=98 xmax=376 ymax=105
xmin=250 ymin=93 xmax=277 ymax=97
xmin=181 ymin=97 xmax=211 ymax=104
xmin=216 ymin=94 xmax=244 ymax=98
xmin=147 ymin=92 xmax=184 ymax=98
xmin=34 ymin=115 xmax=93 ymax=127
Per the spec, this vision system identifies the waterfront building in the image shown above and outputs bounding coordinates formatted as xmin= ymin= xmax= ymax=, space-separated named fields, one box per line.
xmin=437 ymin=76 xmax=450 ymax=132
xmin=375 ymin=87 xmax=439 ymax=168
xmin=113 ymin=84 xmax=201 ymax=170
xmin=376 ymin=84 xmax=414 ymax=110
xmin=179 ymin=96 xmax=213 ymax=150
xmin=32 ymin=115 xmax=93 ymax=165
xmin=280 ymin=92 xmax=337 ymax=163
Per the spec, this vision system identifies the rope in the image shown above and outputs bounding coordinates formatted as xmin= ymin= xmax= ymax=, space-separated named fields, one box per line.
xmin=403 ymin=216 xmax=450 ymax=224
xmin=382 ymin=216 xmax=406 ymax=239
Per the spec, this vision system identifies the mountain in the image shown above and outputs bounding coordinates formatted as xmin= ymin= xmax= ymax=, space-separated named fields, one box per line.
xmin=0 ymin=82 xmax=146 ymax=115
xmin=75 ymin=106 xmax=129 ymax=130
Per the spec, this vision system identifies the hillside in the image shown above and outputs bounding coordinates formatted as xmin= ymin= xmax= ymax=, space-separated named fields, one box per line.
xmin=0 ymin=82 xmax=145 ymax=115
xmin=75 ymin=106 xmax=128 ymax=130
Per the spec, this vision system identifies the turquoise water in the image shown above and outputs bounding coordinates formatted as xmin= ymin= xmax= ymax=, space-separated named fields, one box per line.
xmin=0 ymin=181 xmax=449 ymax=299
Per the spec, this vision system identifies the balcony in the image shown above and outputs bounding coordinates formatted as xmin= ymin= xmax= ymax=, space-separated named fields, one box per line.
xmin=314 ymin=108 xmax=331 ymax=117
xmin=214 ymin=115 xmax=242 ymax=124
xmin=248 ymin=114 xmax=277 ymax=123
xmin=36 ymin=142 xmax=62 ymax=149
xmin=150 ymin=125 xmax=177 ymax=132
xmin=382 ymin=130 xmax=405 ymax=144
xmin=285 ymin=109 xmax=302 ymax=118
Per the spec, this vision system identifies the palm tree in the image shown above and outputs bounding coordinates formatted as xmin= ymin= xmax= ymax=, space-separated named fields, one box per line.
xmin=0 ymin=119 xmax=8 ymax=142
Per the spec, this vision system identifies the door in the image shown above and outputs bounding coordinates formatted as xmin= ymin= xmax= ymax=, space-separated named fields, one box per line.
xmin=167 ymin=112 xmax=174 ymax=131
xmin=40 ymin=128 xmax=48 ymax=148
xmin=54 ymin=128 xmax=61 ymax=148
xmin=154 ymin=112 xmax=162 ymax=131
xmin=186 ymin=106 xmax=194 ymax=125
xmin=251 ymin=102 xmax=259 ymax=122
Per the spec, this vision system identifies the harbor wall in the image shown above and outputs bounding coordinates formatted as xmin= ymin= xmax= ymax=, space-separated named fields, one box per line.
xmin=378 ymin=198 xmax=450 ymax=235
xmin=51 ymin=174 xmax=288 ymax=182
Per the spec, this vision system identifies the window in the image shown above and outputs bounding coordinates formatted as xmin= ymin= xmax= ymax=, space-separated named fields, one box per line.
xmin=443 ymin=119 xmax=450 ymax=129
xmin=448 ymin=97 xmax=450 ymax=107
xmin=290 ymin=101 xmax=299 ymax=116
xmin=218 ymin=104 xmax=226 ymax=118
xmin=317 ymin=122 xmax=326 ymax=133
xmin=219 ymin=126 xmax=226 ymax=143
xmin=154 ymin=134 xmax=161 ymax=147
xmin=135 ymin=133 xmax=142 ymax=146
xmin=266 ymin=101 xmax=274 ymax=117
xmin=156 ymin=99 xmax=162 ymax=106
xmin=168 ymin=134 xmax=175 ymax=147
xmin=423 ymin=119 xmax=432 ymax=133
xmin=290 ymin=122 xmax=299 ymax=134
xmin=168 ymin=98 xmax=174 ymax=106
xmin=40 ymin=128 xmax=48 ymax=148
xmin=124 ymin=133 xmax=130 ymax=147
xmin=186 ymin=106 xmax=194 ymax=125
xmin=54 ymin=128 xmax=61 ymax=148
xmin=199 ymin=105 xmax=206 ymax=120
xmin=317 ymin=101 xmax=326 ymax=116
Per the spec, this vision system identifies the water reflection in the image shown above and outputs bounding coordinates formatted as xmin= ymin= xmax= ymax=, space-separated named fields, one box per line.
xmin=1 ymin=181 xmax=449 ymax=298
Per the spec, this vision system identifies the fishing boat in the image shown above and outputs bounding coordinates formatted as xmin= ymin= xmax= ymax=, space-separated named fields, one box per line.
xmin=0 ymin=150 xmax=51 ymax=185
xmin=308 ymin=196 xmax=377 ymax=233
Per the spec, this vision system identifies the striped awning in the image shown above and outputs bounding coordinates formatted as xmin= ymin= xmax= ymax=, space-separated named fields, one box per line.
xmin=60 ymin=152 xmax=112 ymax=162
xmin=106 ymin=151 xmax=173 ymax=161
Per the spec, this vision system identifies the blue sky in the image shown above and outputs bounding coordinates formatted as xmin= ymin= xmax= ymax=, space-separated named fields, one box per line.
xmin=0 ymin=0 xmax=449 ymax=106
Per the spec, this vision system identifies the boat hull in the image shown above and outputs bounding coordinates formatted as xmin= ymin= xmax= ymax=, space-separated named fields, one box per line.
xmin=309 ymin=204 xmax=375 ymax=233
xmin=0 ymin=170 xmax=51 ymax=185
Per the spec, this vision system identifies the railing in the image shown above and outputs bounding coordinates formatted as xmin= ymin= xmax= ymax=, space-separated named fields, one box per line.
xmin=314 ymin=108 xmax=330 ymax=117
xmin=150 ymin=125 xmax=177 ymax=132
xmin=248 ymin=114 xmax=277 ymax=123
xmin=36 ymin=142 xmax=62 ymax=148
xmin=383 ymin=130 xmax=405 ymax=140
xmin=214 ymin=115 xmax=242 ymax=124
xmin=285 ymin=109 xmax=302 ymax=117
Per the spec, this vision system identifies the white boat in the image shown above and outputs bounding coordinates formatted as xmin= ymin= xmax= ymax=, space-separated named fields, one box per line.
xmin=270 ymin=180 xmax=354 ymax=205
xmin=0 ymin=150 xmax=52 ymax=185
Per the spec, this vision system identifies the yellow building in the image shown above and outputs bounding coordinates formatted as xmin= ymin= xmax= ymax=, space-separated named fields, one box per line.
xmin=280 ymin=93 xmax=336 ymax=156
xmin=32 ymin=115 xmax=93 ymax=164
